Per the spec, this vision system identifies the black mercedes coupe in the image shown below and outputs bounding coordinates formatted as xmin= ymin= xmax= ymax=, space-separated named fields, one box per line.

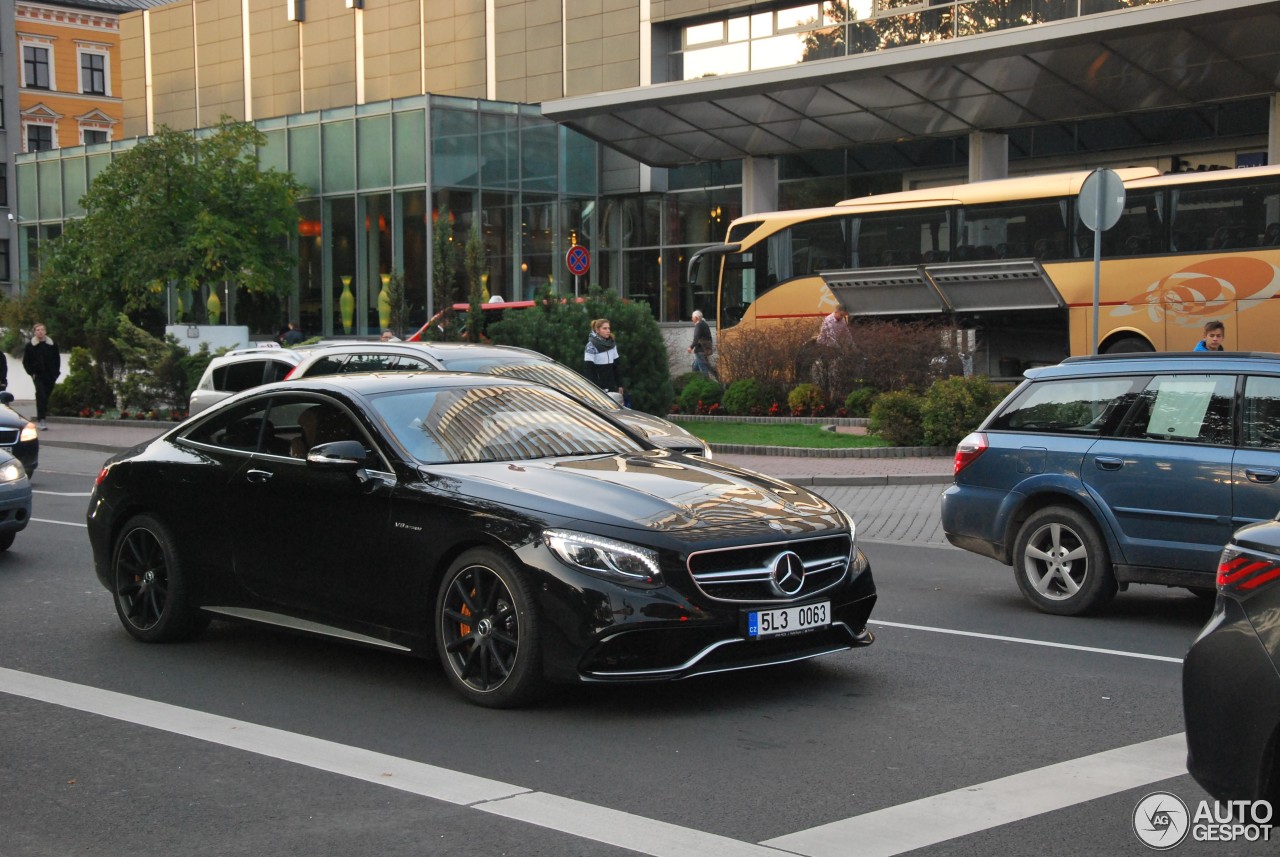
xmin=87 ymin=373 xmax=876 ymax=707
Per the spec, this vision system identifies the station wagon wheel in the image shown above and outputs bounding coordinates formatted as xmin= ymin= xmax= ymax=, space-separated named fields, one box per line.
xmin=1013 ymin=506 xmax=1117 ymax=616
xmin=111 ymin=513 xmax=206 ymax=642
xmin=435 ymin=548 xmax=545 ymax=708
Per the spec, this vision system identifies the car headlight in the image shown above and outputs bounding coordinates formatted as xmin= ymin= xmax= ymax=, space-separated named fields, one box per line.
xmin=840 ymin=508 xmax=858 ymax=545
xmin=0 ymin=460 xmax=26 ymax=483
xmin=19 ymin=422 xmax=38 ymax=443
xmin=543 ymin=529 xmax=663 ymax=588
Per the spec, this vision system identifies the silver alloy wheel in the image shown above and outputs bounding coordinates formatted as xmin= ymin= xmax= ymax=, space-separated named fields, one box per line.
xmin=1021 ymin=520 xmax=1089 ymax=601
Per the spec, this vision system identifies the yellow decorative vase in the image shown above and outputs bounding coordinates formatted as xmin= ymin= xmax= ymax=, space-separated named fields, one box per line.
xmin=339 ymin=276 xmax=355 ymax=334
xmin=206 ymin=289 xmax=222 ymax=324
xmin=378 ymin=274 xmax=392 ymax=331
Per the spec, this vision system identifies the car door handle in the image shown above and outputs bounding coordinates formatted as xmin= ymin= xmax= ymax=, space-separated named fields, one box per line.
xmin=245 ymin=468 xmax=275 ymax=484
xmin=1245 ymin=468 xmax=1280 ymax=484
xmin=1094 ymin=456 xmax=1123 ymax=471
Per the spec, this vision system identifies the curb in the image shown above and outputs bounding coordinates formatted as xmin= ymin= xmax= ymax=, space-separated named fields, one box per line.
xmin=772 ymin=473 xmax=953 ymax=487
xmin=709 ymin=442 xmax=952 ymax=458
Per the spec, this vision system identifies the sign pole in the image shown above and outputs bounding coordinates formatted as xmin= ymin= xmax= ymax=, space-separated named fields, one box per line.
xmin=1093 ymin=188 xmax=1103 ymax=355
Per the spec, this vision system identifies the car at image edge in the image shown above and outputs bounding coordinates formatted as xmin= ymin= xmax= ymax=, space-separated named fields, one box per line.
xmin=941 ymin=351 xmax=1280 ymax=615
xmin=1184 ymin=515 xmax=1280 ymax=806
xmin=88 ymin=372 xmax=876 ymax=708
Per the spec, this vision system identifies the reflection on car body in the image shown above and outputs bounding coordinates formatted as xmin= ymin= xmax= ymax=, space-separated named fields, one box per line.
xmin=287 ymin=340 xmax=710 ymax=456
xmin=87 ymin=372 xmax=875 ymax=707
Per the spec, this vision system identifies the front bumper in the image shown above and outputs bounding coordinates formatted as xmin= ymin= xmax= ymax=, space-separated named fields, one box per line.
xmin=0 ymin=476 xmax=32 ymax=535
xmin=527 ymin=546 xmax=876 ymax=684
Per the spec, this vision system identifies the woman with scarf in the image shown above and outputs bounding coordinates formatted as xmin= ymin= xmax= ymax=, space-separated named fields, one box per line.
xmin=583 ymin=318 xmax=624 ymax=400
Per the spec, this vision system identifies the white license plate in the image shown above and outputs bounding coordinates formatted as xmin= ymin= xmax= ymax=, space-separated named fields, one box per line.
xmin=747 ymin=601 xmax=830 ymax=639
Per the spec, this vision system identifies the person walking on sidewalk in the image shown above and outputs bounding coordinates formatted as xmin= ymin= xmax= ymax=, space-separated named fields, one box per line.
xmin=23 ymin=323 xmax=59 ymax=430
xmin=688 ymin=310 xmax=719 ymax=380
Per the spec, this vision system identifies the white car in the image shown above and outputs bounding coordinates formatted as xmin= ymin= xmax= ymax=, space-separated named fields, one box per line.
xmin=188 ymin=345 xmax=310 ymax=415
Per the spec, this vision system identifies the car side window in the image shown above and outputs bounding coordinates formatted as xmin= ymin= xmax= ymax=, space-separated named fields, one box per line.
xmin=184 ymin=400 xmax=276 ymax=452
xmin=265 ymin=359 xmax=294 ymax=383
xmin=988 ymin=376 xmax=1144 ymax=434
xmin=1116 ymin=374 xmax=1236 ymax=445
xmin=343 ymin=353 xmax=395 ymax=373
xmin=304 ymin=355 xmax=348 ymax=377
xmin=215 ymin=359 xmax=270 ymax=393
xmin=1242 ymin=376 xmax=1280 ymax=449
xmin=390 ymin=355 xmax=434 ymax=371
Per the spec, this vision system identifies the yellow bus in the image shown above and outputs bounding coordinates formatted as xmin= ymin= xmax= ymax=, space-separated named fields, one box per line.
xmin=692 ymin=165 xmax=1280 ymax=375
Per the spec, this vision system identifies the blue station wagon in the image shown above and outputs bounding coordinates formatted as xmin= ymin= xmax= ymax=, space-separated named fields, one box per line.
xmin=941 ymin=352 xmax=1280 ymax=615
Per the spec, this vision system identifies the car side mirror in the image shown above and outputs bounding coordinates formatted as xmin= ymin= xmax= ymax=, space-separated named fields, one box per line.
xmin=0 ymin=392 xmax=13 ymax=405
xmin=306 ymin=440 xmax=369 ymax=470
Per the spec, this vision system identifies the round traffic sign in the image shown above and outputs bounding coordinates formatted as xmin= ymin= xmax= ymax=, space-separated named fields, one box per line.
xmin=1078 ymin=168 xmax=1126 ymax=232
xmin=566 ymin=245 xmax=591 ymax=276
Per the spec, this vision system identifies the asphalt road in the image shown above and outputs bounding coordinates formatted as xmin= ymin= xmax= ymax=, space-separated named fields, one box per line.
xmin=0 ymin=446 xmax=1259 ymax=856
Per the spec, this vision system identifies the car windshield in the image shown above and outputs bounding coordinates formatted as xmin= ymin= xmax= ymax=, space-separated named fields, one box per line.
xmin=370 ymin=385 xmax=643 ymax=464
xmin=437 ymin=355 xmax=621 ymax=411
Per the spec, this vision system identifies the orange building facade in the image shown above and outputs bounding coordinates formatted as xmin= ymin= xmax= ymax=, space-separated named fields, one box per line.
xmin=15 ymin=0 xmax=130 ymax=152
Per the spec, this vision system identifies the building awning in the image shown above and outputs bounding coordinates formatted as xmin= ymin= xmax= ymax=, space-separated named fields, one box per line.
xmin=542 ymin=0 xmax=1280 ymax=168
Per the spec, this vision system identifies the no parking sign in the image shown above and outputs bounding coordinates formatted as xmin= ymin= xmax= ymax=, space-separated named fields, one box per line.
xmin=566 ymin=245 xmax=590 ymax=296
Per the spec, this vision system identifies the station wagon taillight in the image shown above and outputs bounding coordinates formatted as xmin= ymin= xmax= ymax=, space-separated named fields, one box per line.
xmin=1217 ymin=547 xmax=1280 ymax=595
xmin=954 ymin=432 xmax=988 ymax=475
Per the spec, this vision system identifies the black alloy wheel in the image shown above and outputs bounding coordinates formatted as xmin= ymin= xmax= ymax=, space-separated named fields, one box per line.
xmin=112 ymin=514 xmax=205 ymax=642
xmin=436 ymin=548 xmax=544 ymax=708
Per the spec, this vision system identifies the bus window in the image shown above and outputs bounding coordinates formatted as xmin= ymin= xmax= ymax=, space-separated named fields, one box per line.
xmin=959 ymin=198 xmax=1069 ymax=261
xmin=1106 ymin=189 xmax=1167 ymax=256
xmin=853 ymin=208 xmax=949 ymax=267
xmin=719 ymin=251 xmax=759 ymax=330
xmin=1170 ymin=177 xmax=1280 ymax=252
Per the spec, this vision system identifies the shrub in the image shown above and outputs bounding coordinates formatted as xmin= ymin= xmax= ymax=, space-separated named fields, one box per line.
xmin=843 ymin=386 xmax=878 ymax=417
xmin=787 ymin=382 xmax=827 ymax=416
xmin=110 ymin=314 xmax=203 ymax=410
xmin=921 ymin=375 xmax=1014 ymax=447
xmin=716 ymin=321 xmax=817 ymax=403
xmin=721 ymin=378 xmax=770 ymax=416
xmin=48 ymin=346 xmax=116 ymax=416
xmin=671 ymin=371 xmax=704 ymax=401
xmin=869 ymin=390 xmax=925 ymax=446
xmin=678 ymin=376 xmax=722 ymax=413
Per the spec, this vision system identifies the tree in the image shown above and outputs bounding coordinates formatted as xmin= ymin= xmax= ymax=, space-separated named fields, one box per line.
xmin=431 ymin=204 xmax=459 ymax=334
xmin=463 ymin=224 xmax=487 ymax=343
xmin=31 ymin=117 xmax=305 ymax=343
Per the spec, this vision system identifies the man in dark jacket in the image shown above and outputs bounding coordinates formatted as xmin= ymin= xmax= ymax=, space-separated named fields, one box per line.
xmin=23 ymin=323 xmax=59 ymax=430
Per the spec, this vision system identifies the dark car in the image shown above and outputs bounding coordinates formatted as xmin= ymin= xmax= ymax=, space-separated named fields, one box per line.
xmin=287 ymin=340 xmax=711 ymax=456
xmin=941 ymin=352 xmax=1280 ymax=615
xmin=0 ymin=391 xmax=39 ymax=475
xmin=1184 ymin=516 xmax=1280 ymax=805
xmin=87 ymin=372 xmax=876 ymax=707
xmin=0 ymin=447 xmax=32 ymax=551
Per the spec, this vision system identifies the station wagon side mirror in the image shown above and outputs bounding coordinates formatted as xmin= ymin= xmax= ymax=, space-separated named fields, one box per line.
xmin=0 ymin=392 xmax=13 ymax=406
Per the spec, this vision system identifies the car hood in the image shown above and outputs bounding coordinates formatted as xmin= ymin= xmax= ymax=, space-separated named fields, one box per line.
xmin=424 ymin=451 xmax=842 ymax=537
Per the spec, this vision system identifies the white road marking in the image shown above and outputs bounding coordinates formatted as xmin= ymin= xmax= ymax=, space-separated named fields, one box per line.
xmin=869 ymin=619 xmax=1184 ymax=663
xmin=0 ymin=667 xmax=782 ymax=857
xmin=763 ymin=733 xmax=1187 ymax=857
xmin=31 ymin=517 xmax=87 ymax=528
xmin=33 ymin=490 xmax=92 ymax=497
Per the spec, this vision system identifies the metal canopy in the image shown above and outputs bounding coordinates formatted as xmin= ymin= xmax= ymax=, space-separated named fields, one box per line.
xmin=542 ymin=0 xmax=1280 ymax=168
xmin=824 ymin=260 xmax=1063 ymax=317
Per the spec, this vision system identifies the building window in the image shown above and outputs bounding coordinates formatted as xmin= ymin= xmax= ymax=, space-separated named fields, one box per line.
xmin=27 ymin=124 xmax=53 ymax=152
xmin=0 ymin=241 xmax=10 ymax=282
xmin=23 ymin=46 xmax=51 ymax=90
xmin=82 ymin=129 xmax=108 ymax=145
xmin=0 ymin=87 xmax=5 ymax=127
xmin=81 ymin=52 xmax=107 ymax=96
xmin=0 ymin=165 xmax=7 ymax=207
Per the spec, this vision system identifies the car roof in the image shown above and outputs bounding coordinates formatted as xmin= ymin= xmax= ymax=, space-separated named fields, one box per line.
xmin=305 ymin=341 xmax=547 ymax=362
xmin=255 ymin=370 xmax=548 ymax=398
xmin=1028 ymin=351 xmax=1280 ymax=379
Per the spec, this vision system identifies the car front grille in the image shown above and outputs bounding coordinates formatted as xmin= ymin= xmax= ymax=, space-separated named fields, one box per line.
xmin=687 ymin=534 xmax=851 ymax=604
xmin=0 ymin=428 xmax=19 ymax=446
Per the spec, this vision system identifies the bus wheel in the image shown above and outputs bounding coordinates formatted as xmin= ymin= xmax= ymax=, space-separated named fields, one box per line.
xmin=1103 ymin=336 xmax=1154 ymax=354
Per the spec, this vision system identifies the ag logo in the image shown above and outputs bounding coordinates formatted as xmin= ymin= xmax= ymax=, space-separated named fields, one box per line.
xmin=1133 ymin=791 xmax=1190 ymax=849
